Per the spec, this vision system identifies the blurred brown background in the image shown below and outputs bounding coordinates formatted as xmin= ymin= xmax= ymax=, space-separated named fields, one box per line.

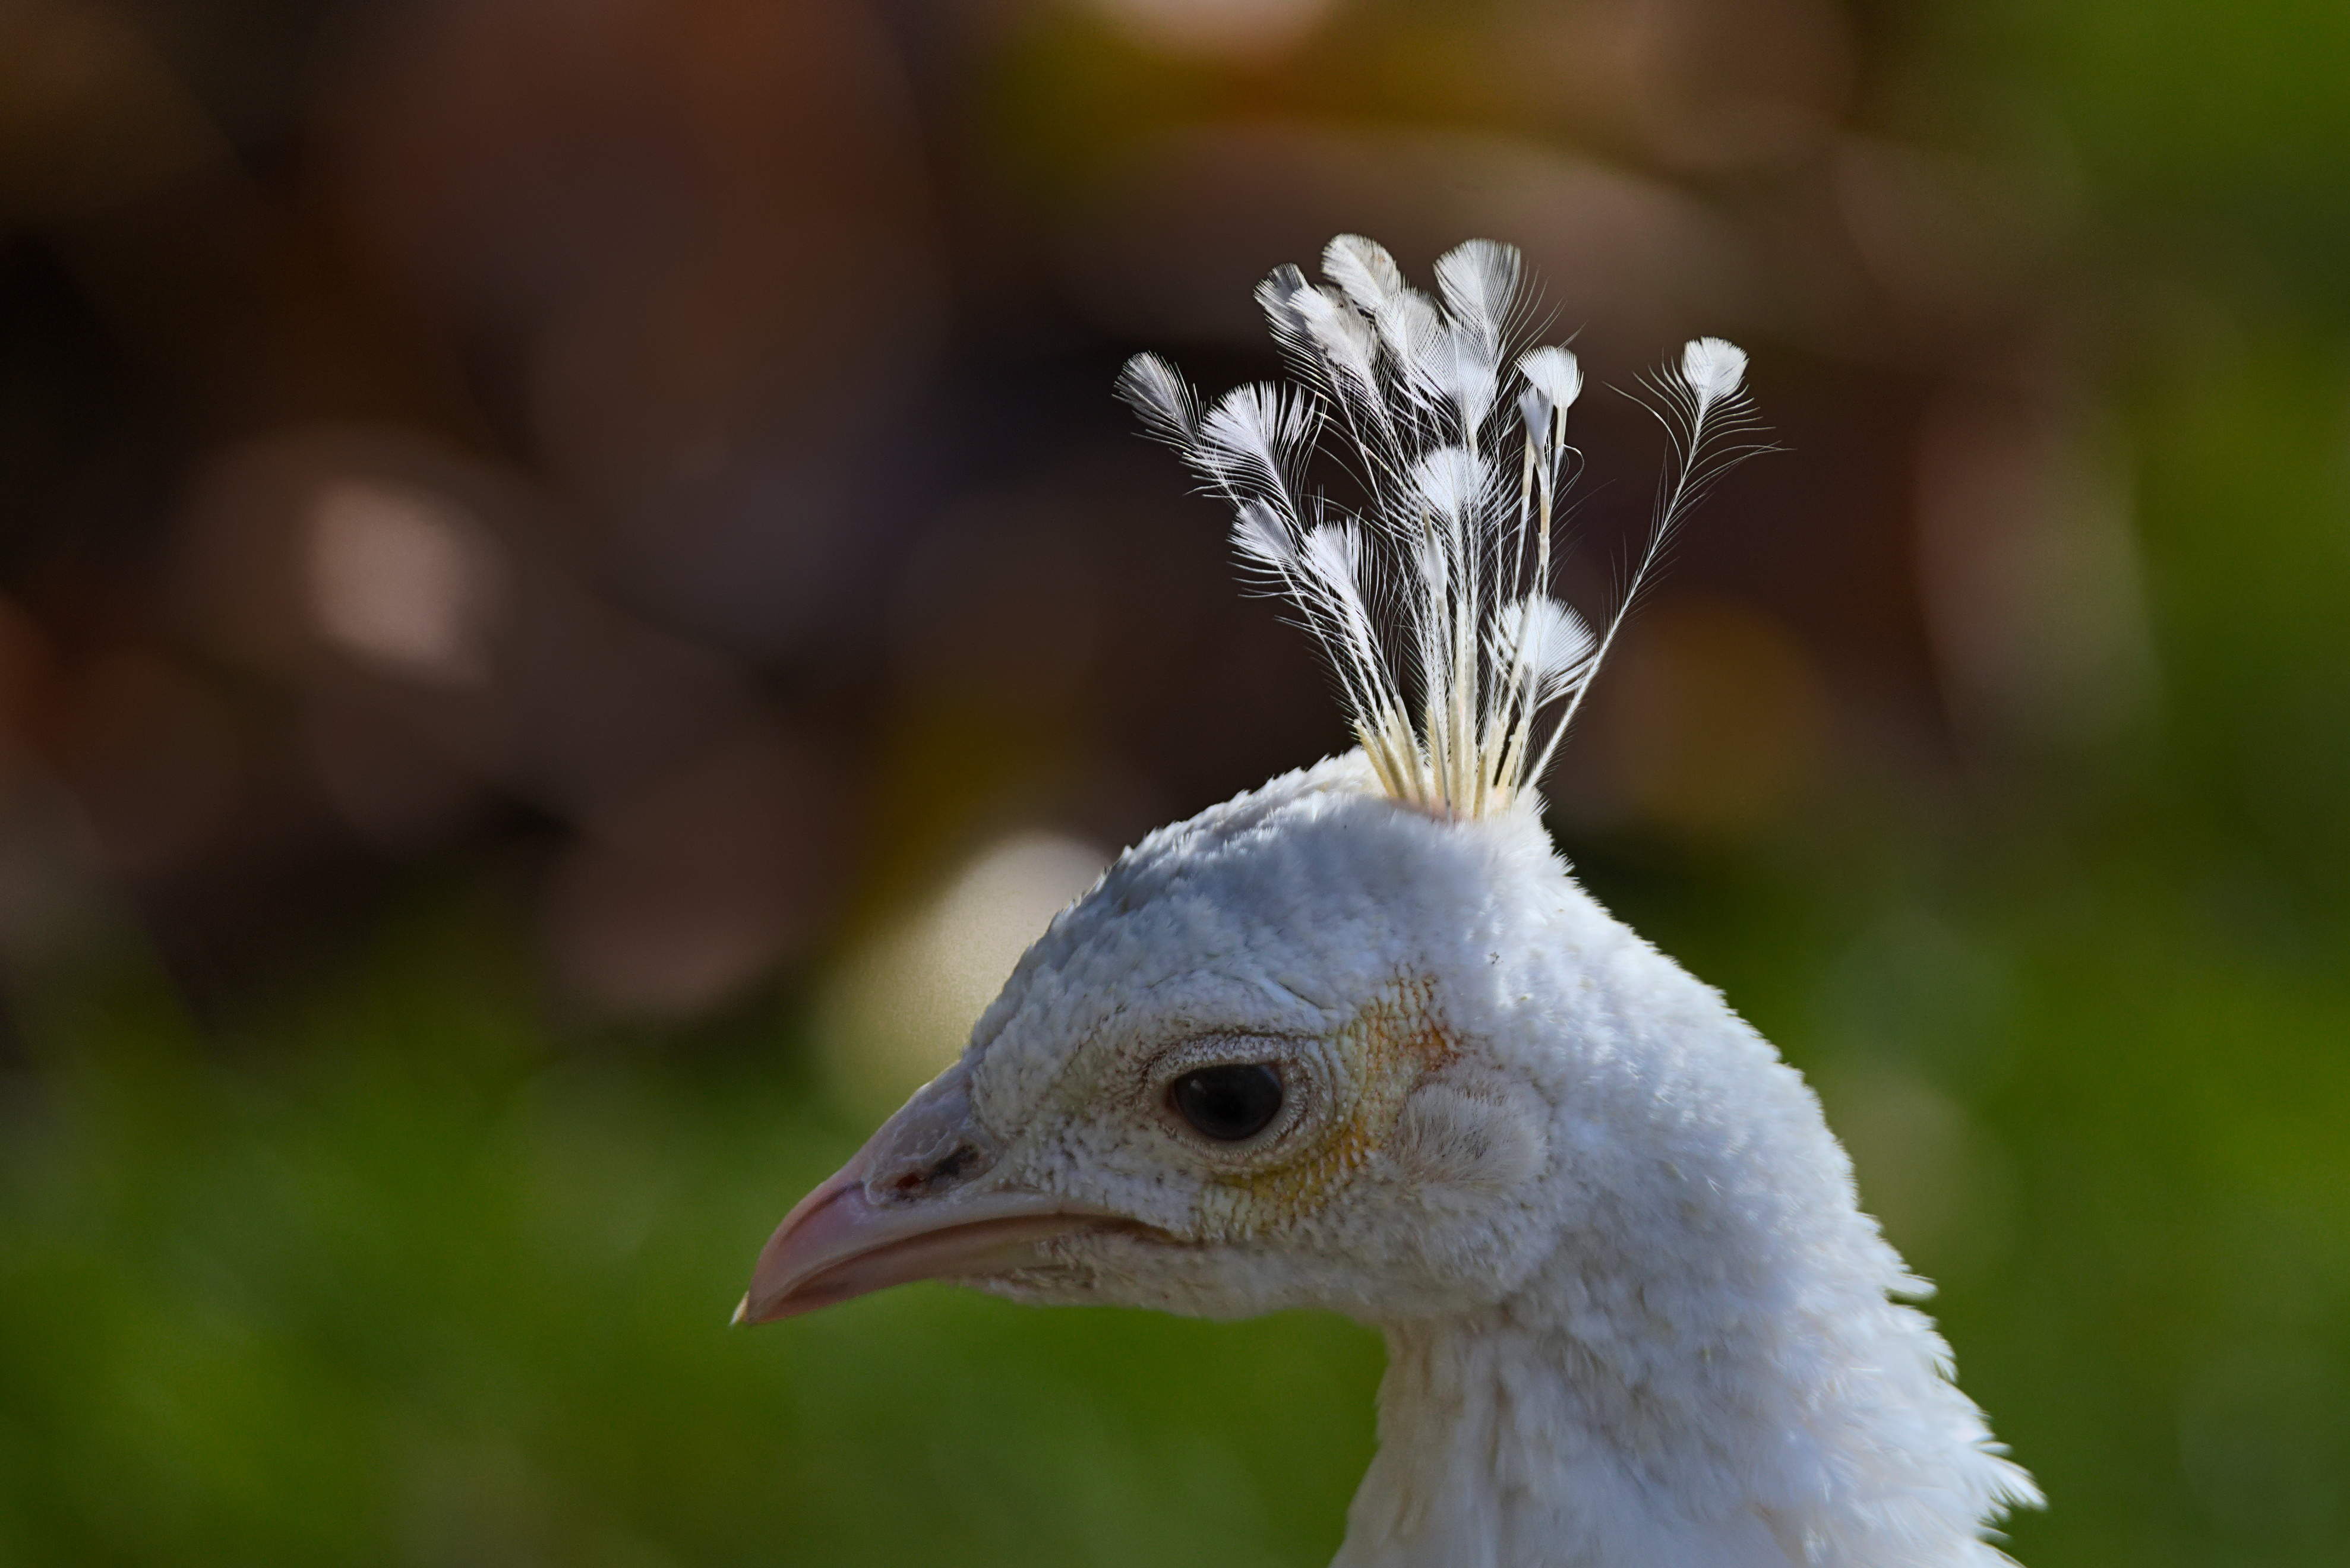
xmin=1 ymin=3 xmax=2344 ymax=1566
xmin=0 ymin=0 xmax=2115 ymax=1022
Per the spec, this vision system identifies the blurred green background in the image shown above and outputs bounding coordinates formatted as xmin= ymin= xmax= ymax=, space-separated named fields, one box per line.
xmin=1 ymin=1 xmax=2345 ymax=1564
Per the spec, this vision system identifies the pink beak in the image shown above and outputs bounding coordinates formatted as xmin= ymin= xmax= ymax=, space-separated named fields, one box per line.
xmin=735 ymin=1088 xmax=1139 ymax=1325
xmin=735 ymin=1169 xmax=1124 ymax=1325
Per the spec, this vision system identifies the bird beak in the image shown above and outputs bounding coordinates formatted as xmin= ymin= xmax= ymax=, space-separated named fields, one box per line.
xmin=734 ymin=1168 xmax=1120 ymax=1325
xmin=735 ymin=1093 xmax=1134 ymax=1326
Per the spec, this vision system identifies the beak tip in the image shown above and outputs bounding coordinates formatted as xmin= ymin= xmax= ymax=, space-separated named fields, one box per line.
xmin=731 ymin=1293 xmax=754 ymax=1327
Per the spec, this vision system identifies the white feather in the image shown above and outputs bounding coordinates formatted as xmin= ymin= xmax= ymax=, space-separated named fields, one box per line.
xmin=1410 ymin=445 xmax=1485 ymax=529
xmin=1196 ymin=382 xmax=1320 ymax=524
xmin=1254 ymin=263 xmax=1310 ymax=327
xmin=1323 ymin=233 xmax=1405 ymax=314
xmin=1494 ymin=594 xmax=1594 ymax=706
xmin=1300 ymin=524 xmax=1397 ymax=711
xmin=1680 ymin=335 xmax=1748 ymax=408
xmin=1230 ymin=500 xmax=1298 ymax=580
xmin=1432 ymin=323 xmax=1500 ymax=448
xmin=1114 ymin=352 xmax=1199 ymax=444
xmin=1254 ymin=264 xmax=1322 ymax=375
xmin=1435 ymin=238 xmax=1521 ymax=362
xmin=1517 ymin=346 xmax=1583 ymax=419
xmin=1303 ymin=292 xmax=1381 ymax=398
xmin=1120 ymin=235 xmax=1765 ymax=818
xmin=1376 ymin=289 xmax=1448 ymax=402
xmin=1284 ymin=284 xmax=1386 ymax=435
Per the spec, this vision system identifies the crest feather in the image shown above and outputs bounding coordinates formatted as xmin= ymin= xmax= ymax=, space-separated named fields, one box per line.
xmin=1117 ymin=236 xmax=1770 ymax=818
xmin=1518 ymin=346 xmax=1583 ymax=414
xmin=1435 ymin=239 xmax=1521 ymax=360
xmin=1322 ymin=234 xmax=1405 ymax=313
xmin=1114 ymin=352 xmax=1198 ymax=444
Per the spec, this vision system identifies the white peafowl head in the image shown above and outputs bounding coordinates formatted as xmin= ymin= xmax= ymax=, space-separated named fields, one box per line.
xmin=740 ymin=235 xmax=2039 ymax=1568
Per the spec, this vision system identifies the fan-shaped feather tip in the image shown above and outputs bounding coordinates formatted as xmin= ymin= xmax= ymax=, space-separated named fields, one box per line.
xmin=1679 ymin=336 xmax=1748 ymax=407
xmin=1116 ymin=235 xmax=1765 ymax=820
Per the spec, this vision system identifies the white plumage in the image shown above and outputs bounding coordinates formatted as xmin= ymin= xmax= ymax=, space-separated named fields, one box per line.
xmin=740 ymin=235 xmax=2036 ymax=1567
xmin=1114 ymin=236 xmax=1763 ymax=821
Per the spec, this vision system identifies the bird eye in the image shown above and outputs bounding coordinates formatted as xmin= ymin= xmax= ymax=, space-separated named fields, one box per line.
xmin=1169 ymin=1063 xmax=1284 ymax=1142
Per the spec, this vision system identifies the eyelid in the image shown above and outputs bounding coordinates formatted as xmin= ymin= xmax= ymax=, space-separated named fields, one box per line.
xmin=1144 ymin=1032 xmax=1303 ymax=1091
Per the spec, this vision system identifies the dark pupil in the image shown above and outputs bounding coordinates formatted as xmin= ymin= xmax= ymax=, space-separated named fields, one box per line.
xmin=1171 ymin=1064 xmax=1283 ymax=1142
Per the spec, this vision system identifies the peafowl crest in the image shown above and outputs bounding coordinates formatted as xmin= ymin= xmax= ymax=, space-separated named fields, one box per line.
xmin=1116 ymin=235 xmax=1766 ymax=817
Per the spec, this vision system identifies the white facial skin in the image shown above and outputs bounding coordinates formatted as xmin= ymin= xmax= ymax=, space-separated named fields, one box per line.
xmin=744 ymin=752 xmax=1574 ymax=1328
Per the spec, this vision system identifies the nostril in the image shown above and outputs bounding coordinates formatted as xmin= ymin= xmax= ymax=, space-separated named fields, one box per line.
xmin=886 ymin=1142 xmax=987 ymax=1200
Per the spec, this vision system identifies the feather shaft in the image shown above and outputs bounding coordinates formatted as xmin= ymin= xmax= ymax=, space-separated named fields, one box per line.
xmin=1120 ymin=243 xmax=1764 ymax=818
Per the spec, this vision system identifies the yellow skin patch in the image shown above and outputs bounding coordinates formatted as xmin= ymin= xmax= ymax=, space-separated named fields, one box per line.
xmin=1193 ymin=976 xmax=1457 ymax=1238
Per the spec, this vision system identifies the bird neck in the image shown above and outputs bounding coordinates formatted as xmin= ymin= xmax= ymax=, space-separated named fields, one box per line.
xmin=1327 ymin=1037 xmax=2030 ymax=1568
xmin=1334 ymin=1291 xmax=1802 ymax=1568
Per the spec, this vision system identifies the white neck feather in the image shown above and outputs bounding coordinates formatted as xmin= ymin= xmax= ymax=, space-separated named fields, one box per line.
xmin=1341 ymin=1303 xmax=1812 ymax=1568
xmin=1338 ymin=1269 xmax=2030 ymax=1568
xmin=1333 ymin=935 xmax=2035 ymax=1568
